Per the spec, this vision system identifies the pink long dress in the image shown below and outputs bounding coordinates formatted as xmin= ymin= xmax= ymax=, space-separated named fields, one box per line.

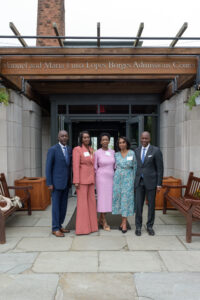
xmin=94 ymin=148 xmax=115 ymax=212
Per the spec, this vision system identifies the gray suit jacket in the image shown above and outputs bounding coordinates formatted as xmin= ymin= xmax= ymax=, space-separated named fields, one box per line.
xmin=135 ymin=145 xmax=164 ymax=190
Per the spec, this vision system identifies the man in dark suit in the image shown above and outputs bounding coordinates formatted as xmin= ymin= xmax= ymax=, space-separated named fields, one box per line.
xmin=134 ymin=131 xmax=163 ymax=236
xmin=46 ymin=130 xmax=72 ymax=237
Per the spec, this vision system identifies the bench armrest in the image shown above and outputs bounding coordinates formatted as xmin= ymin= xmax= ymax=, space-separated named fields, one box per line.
xmin=162 ymin=185 xmax=187 ymax=189
xmin=185 ymin=198 xmax=200 ymax=205
xmin=8 ymin=186 xmax=33 ymax=190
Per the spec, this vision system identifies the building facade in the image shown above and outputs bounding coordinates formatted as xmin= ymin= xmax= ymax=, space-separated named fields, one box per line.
xmin=0 ymin=0 xmax=200 ymax=185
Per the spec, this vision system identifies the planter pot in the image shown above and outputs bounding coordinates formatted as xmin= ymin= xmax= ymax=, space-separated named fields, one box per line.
xmin=155 ymin=176 xmax=182 ymax=210
xmin=14 ymin=177 xmax=51 ymax=210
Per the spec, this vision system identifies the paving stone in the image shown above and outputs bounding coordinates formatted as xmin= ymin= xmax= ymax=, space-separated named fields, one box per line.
xmin=134 ymin=272 xmax=200 ymax=300
xmin=178 ymin=235 xmax=200 ymax=250
xmin=99 ymin=228 xmax=136 ymax=236
xmin=15 ymin=237 xmax=73 ymax=252
xmin=160 ymin=215 xmax=186 ymax=225
xmin=0 ymin=252 xmax=37 ymax=274
xmin=6 ymin=215 xmax=40 ymax=227
xmin=99 ymin=251 xmax=165 ymax=272
xmin=0 ymin=274 xmax=59 ymax=300
xmin=56 ymin=273 xmax=137 ymax=300
xmin=159 ymin=251 xmax=200 ymax=271
xmin=0 ymin=238 xmax=21 ymax=253
xmin=156 ymin=210 xmax=181 ymax=216
xmin=34 ymin=218 xmax=52 ymax=226
xmin=31 ymin=211 xmax=51 ymax=218
xmin=141 ymin=216 xmax=165 ymax=225
xmin=5 ymin=226 xmax=50 ymax=238
xmin=71 ymin=236 xmax=127 ymax=251
xmin=33 ymin=251 xmax=98 ymax=273
xmin=153 ymin=224 xmax=186 ymax=235
xmin=126 ymin=235 xmax=185 ymax=251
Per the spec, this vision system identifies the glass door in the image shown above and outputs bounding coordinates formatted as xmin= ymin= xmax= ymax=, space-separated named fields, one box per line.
xmin=57 ymin=115 xmax=72 ymax=146
xmin=126 ymin=116 xmax=144 ymax=149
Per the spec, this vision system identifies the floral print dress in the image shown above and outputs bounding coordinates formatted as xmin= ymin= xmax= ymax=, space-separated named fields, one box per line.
xmin=112 ymin=150 xmax=137 ymax=217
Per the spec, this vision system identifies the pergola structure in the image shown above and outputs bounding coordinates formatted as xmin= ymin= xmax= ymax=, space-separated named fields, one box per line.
xmin=0 ymin=22 xmax=200 ymax=110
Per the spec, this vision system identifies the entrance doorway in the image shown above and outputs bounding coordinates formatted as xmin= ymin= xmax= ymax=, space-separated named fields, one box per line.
xmin=51 ymin=94 xmax=160 ymax=148
xmin=59 ymin=115 xmax=157 ymax=150
xmin=71 ymin=120 xmax=126 ymax=150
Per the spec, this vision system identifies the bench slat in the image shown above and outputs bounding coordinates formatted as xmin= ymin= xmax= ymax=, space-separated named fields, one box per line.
xmin=163 ymin=172 xmax=200 ymax=243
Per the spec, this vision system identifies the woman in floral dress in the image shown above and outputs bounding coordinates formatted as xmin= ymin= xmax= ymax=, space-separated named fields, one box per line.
xmin=112 ymin=136 xmax=137 ymax=233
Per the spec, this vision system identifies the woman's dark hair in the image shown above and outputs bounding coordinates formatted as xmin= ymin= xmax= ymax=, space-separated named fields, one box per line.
xmin=99 ymin=132 xmax=111 ymax=145
xmin=116 ymin=136 xmax=130 ymax=151
xmin=78 ymin=131 xmax=91 ymax=146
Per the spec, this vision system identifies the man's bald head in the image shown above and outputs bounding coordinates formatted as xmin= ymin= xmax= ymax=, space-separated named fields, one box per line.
xmin=58 ymin=130 xmax=69 ymax=146
xmin=140 ymin=131 xmax=151 ymax=147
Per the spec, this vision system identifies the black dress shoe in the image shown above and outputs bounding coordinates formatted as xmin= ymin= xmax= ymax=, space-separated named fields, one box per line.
xmin=147 ymin=228 xmax=155 ymax=236
xmin=122 ymin=229 xmax=127 ymax=234
xmin=135 ymin=229 xmax=141 ymax=236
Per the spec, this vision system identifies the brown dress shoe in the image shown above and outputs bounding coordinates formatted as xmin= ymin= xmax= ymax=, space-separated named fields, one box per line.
xmin=52 ymin=230 xmax=65 ymax=237
xmin=60 ymin=228 xmax=70 ymax=233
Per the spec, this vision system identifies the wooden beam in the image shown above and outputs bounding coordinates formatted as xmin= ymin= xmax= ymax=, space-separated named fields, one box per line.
xmin=170 ymin=22 xmax=188 ymax=48
xmin=29 ymin=80 xmax=168 ymax=94
xmin=133 ymin=23 xmax=144 ymax=47
xmin=1 ymin=75 xmax=22 ymax=90
xmin=52 ymin=23 xmax=64 ymax=47
xmin=1 ymin=55 xmax=197 ymax=76
xmin=9 ymin=22 xmax=28 ymax=48
xmin=1 ymin=74 xmax=45 ymax=105
xmin=1 ymin=47 xmax=200 ymax=56
xmin=177 ymin=75 xmax=195 ymax=90
xmin=24 ymin=74 xmax=176 ymax=81
xmin=163 ymin=74 xmax=195 ymax=100
xmin=97 ymin=22 xmax=101 ymax=47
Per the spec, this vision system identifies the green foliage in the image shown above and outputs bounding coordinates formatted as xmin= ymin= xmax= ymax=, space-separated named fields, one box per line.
xmin=186 ymin=90 xmax=200 ymax=110
xmin=0 ymin=88 xmax=9 ymax=106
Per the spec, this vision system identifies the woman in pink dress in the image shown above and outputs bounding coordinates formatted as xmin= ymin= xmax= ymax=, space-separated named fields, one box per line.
xmin=94 ymin=133 xmax=115 ymax=231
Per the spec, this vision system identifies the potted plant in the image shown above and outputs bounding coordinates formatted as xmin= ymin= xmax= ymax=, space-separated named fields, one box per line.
xmin=186 ymin=89 xmax=200 ymax=110
xmin=0 ymin=88 xmax=9 ymax=106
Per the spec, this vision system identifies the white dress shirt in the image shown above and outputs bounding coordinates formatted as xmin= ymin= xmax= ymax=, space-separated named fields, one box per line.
xmin=59 ymin=142 xmax=67 ymax=156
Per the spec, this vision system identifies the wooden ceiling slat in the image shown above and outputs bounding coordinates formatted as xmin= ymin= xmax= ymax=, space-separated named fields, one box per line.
xmin=1 ymin=47 xmax=200 ymax=56
xmin=29 ymin=80 xmax=168 ymax=94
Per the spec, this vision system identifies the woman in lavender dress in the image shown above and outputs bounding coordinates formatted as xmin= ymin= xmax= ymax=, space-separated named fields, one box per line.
xmin=94 ymin=133 xmax=115 ymax=231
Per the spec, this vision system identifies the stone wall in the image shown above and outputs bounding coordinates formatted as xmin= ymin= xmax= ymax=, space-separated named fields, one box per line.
xmin=160 ymin=87 xmax=200 ymax=184
xmin=42 ymin=116 xmax=51 ymax=176
xmin=0 ymin=89 xmax=43 ymax=185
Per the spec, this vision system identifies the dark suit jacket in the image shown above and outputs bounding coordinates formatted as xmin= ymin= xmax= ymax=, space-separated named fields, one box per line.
xmin=45 ymin=143 xmax=72 ymax=190
xmin=135 ymin=145 xmax=164 ymax=190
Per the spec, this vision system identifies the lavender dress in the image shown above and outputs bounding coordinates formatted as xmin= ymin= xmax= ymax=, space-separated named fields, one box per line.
xmin=94 ymin=148 xmax=115 ymax=212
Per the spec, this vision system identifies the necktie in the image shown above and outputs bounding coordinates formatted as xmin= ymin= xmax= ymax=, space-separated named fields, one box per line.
xmin=141 ymin=147 xmax=146 ymax=163
xmin=63 ymin=146 xmax=68 ymax=162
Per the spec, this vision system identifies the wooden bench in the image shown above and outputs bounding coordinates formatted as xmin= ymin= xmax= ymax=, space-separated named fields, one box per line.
xmin=0 ymin=173 xmax=32 ymax=244
xmin=163 ymin=172 xmax=200 ymax=243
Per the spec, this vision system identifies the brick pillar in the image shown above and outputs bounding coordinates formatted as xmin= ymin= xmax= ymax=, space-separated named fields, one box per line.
xmin=36 ymin=0 xmax=65 ymax=46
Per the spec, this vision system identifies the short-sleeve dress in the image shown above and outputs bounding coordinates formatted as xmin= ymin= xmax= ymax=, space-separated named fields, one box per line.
xmin=112 ymin=150 xmax=137 ymax=217
xmin=94 ymin=148 xmax=115 ymax=212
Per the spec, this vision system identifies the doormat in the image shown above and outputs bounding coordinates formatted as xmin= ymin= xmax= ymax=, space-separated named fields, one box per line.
xmin=65 ymin=208 xmax=131 ymax=230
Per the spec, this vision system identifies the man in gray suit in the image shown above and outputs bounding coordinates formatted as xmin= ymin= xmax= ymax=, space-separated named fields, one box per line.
xmin=134 ymin=131 xmax=164 ymax=236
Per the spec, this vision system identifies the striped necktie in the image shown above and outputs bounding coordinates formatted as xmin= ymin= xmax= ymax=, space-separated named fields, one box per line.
xmin=63 ymin=146 xmax=68 ymax=162
xmin=141 ymin=147 xmax=146 ymax=164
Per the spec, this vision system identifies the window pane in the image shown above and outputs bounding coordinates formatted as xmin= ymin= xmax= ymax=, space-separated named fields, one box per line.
xmin=100 ymin=105 xmax=129 ymax=114
xmin=57 ymin=105 xmax=66 ymax=114
xmin=131 ymin=105 xmax=157 ymax=114
xmin=144 ymin=116 xmax=158 ymax=146
xmin=69 ymin=105 xmax=97 ymax=114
